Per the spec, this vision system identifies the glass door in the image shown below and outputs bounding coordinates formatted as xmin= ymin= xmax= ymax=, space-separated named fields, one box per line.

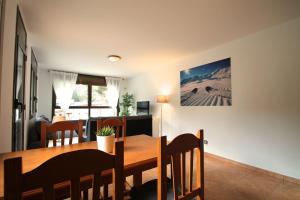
xmin=12 ymin=45 xmax=26 ymax=151
xmin=12 ymin=8 xmax=27 ymax=151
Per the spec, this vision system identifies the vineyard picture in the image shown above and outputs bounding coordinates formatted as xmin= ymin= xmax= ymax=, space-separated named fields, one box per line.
xmin=180 ymin=58 xmax=232 ymax=106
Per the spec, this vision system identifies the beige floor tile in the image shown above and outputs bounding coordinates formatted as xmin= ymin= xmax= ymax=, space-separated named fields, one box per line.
xmin=86 ymin=154 xmax=300 ymax=200
xmin=269 ymin=181 xmax=300 ymax=200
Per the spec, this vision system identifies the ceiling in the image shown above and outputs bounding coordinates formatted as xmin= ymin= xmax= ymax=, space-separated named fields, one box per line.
xmin=19 ymin=0 xmax=300 ymax=78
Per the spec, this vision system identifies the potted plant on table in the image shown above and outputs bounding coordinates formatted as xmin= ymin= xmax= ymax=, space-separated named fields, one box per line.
xmin=96 ymin=126 xmax=115 ymax=153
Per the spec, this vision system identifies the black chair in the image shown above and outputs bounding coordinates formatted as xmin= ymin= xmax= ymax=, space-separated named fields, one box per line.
xmin=27 ymin=116 xmax=51 ymax=149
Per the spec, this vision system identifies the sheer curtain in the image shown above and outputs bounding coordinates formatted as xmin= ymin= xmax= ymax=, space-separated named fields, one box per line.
xmin=50 ymin=71 xmax=78 ymax=114
xmin=105 ymin=77 xmax=121 ymax=116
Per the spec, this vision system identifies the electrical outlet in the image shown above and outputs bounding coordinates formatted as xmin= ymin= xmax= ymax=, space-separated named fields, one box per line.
xmin=204 ymin=140 xmax=208 ymax=145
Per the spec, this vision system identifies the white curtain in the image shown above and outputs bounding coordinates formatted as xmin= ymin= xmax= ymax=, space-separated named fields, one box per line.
xmin=50 ymin=71 xmax=78 ymax=113
xmin=105 ymin=77 xmax=121 ymax=116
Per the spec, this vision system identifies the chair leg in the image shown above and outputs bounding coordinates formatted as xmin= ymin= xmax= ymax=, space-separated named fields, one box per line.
xmin=101 ymin=179 xmax=130 ymax=199
xmin=103 ymin=184 xmax=109 ymax=200
xmin=133 ymin=172 xmax=142 ymax=186
xmin=83 ymin=189 xmax=88 ymax=200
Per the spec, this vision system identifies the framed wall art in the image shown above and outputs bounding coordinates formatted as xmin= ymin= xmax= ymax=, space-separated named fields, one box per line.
xmin=180 ymin=58 xmax=232 ymax=106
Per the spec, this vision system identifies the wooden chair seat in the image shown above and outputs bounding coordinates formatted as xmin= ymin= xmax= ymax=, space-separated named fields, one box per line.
xmin=22 ymin=175 xmax=93 ymax=200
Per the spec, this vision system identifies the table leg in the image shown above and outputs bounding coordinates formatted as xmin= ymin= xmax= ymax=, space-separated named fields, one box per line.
xmin=133 ymin=171 xmax=142 ymax=186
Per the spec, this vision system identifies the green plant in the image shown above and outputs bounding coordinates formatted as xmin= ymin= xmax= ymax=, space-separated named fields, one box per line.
xmin=96 ymin=126 xmax=115 ymax=136
xmin=119 ymin=92 xmax=134 ymax=116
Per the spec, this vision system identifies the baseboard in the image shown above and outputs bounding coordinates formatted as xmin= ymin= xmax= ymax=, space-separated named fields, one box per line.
xmin=204 ymin=152 xmax=300 ymax=185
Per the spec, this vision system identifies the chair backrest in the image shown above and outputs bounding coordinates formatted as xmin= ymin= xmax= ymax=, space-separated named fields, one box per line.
xmin=41 ymin=120 xmax=84 ymax=147
xmin=4 ymin=141 xmax=124 ymax=200
xmin=97 ymin=116 xmax=126 ymax=139
xmin=158 ymin=130 xmax=204 ymax=200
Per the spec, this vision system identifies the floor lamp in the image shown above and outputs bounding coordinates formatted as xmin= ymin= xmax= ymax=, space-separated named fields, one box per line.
xmin=156 ymin=95 xmax=169 ymax=137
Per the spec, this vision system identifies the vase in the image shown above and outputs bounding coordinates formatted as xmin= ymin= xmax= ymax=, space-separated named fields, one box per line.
xmin=96 ymin=134 xmax=115 ymax=153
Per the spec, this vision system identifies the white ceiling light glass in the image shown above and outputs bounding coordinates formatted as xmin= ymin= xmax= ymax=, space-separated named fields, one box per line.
xmin=108 ymin=55 xmax=122 ymax=62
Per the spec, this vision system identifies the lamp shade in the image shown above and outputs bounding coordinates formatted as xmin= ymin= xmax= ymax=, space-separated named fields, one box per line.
xmin=156 ymin=95 xmax=169 ymax=103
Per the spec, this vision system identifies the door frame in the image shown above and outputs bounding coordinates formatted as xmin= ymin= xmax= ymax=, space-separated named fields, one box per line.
xmin=12 ymin=7 xmax=27 ymax=151
xmin=0 ymin=0 xmax=5 ymax=109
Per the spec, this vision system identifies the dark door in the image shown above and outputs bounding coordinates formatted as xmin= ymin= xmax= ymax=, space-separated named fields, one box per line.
xmin=12 ymin=8 xmax=27 ymax=151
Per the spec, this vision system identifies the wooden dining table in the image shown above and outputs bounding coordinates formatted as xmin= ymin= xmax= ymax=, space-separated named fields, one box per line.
xmin=0 ymin=134 xmax=158 ymax=199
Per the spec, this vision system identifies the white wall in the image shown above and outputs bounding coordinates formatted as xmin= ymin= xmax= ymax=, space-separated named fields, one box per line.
xmin=0 ymin=0 xmax=17 ymax=153
xmin=127 ymin=18 xmax=300 ymax=179
xmin=0 ymin=0 xmax=34 ymax=152
xmin=37 ymin=68 xmax=52 ymax=119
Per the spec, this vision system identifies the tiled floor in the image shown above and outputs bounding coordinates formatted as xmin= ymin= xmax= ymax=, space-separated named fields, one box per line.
xmin=203 ymin=155 xmax=299 ymax=200
xmin=125 ymin=154 xmax=300 ymax=200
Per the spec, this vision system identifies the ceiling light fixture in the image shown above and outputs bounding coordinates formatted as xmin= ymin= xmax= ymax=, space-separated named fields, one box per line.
xmin=108 ymin=55 xmax=122 ymax=62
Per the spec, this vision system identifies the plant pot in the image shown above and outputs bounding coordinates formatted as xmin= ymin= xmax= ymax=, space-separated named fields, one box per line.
xmin=96 ymin=135 xmax=115 ymax=153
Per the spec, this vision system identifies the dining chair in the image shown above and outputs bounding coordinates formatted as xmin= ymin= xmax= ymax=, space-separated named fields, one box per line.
xmin=41 ymin=120 xmax=84 ymax=148
xmin=97 ymin=116 xmax=127 ymax=198
xmin=97 ymin=116 xmax=126 ymax=140
xmin=4 ymin=141 xmax=124 ymax=200
xmin=130 ymin=130 xmax=204 ymax=200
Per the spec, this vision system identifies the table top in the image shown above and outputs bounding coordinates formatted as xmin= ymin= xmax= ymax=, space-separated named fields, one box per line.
xmin=0 ymin=134 xmax=158 ymax=198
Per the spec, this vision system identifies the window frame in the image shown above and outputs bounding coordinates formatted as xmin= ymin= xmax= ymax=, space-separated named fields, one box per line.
xmin=52 ymin=74 xmax=117 ymax=118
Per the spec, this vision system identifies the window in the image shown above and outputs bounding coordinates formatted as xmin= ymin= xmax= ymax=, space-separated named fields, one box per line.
xmin=70 ymin=84 xmax=88 ymax=106
xmin=91 ymin=85 xmax=109 ymax=106
xmin=52 ymin=74 xmax=115 ymax=120
xmin=29 ymin=49 xmax=38 ymax=118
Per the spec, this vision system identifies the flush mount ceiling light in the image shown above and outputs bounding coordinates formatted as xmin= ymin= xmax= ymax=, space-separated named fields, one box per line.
xmin=108 ymin=55 xmax=122 ymax=62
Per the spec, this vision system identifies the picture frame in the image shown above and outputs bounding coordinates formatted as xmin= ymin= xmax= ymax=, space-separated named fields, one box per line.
xmin=180 ymin=58 xmax=232 ymax=106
